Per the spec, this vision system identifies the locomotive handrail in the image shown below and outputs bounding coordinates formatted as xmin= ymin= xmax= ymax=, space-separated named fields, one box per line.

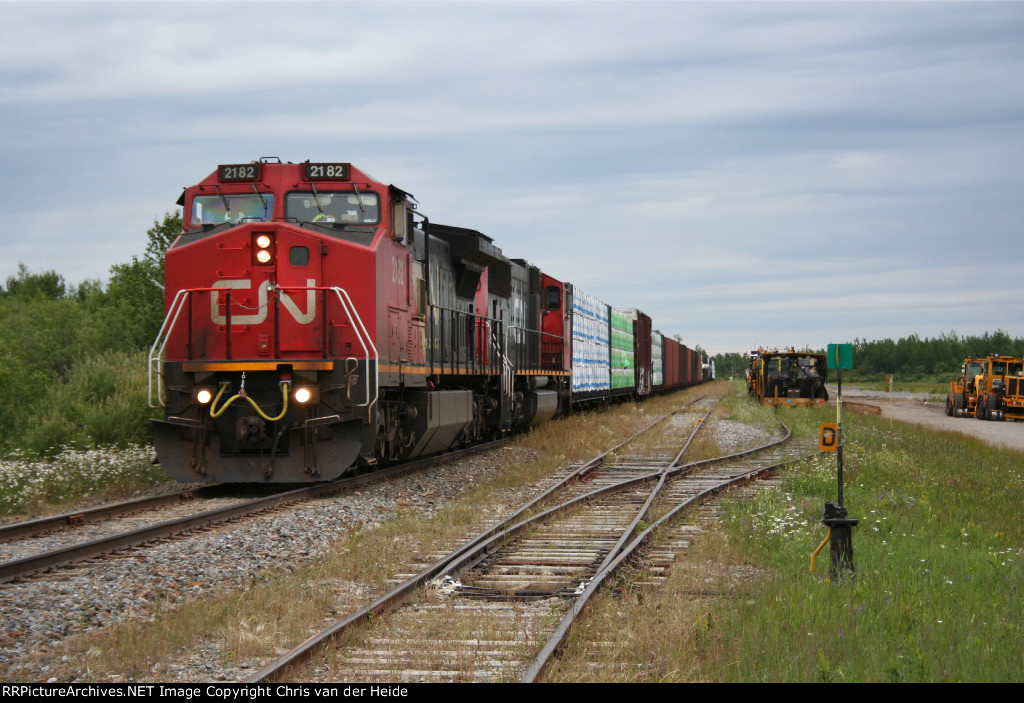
xmin=148 ymin=288 xmax=194 ymax=408
xmin=147 ymin=285 xmax=378 ymax=412
xmin=497 ymin=327 xmax=515 ymax=429
xmin=324 ymin=286 xmax=378 ymax=409
xmin=149 ymin=285 xmax=236 ymax=408
xmin=507 ymin=325 xmax=566 ymax=372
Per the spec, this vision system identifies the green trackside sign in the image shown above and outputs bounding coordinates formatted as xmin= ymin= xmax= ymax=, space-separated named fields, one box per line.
xmin=827 ymin=343 xmax=854 ymax=370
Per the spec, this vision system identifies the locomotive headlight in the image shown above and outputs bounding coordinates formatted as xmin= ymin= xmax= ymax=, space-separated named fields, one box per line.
xmin=195 ymin=388 xmax=214 ymax=404
xmin=253 ymin=233 xmax=274 ymax=265
xmin=294 ymin=387 xmax=313 ymax=404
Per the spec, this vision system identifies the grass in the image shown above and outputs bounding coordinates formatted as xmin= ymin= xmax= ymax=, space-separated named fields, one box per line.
xmin=545 ymin=381 xmax=1024 ymax=682
xmin=717 ymin=390 xmax=781 ymax=428
xmin=709 ymin=398 xmax=1024 ymax=682
xmin=840 ymin=374 xmax=950 ymax=395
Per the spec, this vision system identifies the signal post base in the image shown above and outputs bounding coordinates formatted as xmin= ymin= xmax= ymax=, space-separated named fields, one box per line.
xmin=822 ymin=502 xmax=859 ymax=580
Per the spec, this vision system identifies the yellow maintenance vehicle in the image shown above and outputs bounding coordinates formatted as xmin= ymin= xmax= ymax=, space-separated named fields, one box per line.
xmin=948 ymin=355 xmax=1024 ymax=420
xmin=747 ymin=349 xmax=829 ymax=406
xmin=945 ymin=358 xmax=985 ymax=417
xmin=974 ymin=356 xmax=1024 ymax=421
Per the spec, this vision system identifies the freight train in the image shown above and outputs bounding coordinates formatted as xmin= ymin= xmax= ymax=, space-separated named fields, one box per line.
xmin=148 ymin=159 xmax=709 ymax=483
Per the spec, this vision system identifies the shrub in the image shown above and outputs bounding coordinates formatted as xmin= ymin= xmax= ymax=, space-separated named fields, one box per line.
xmin=20 ymin=350 xmax=157 ymax=456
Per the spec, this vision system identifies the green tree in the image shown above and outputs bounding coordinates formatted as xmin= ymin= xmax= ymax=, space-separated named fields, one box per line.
xmin=0 ymin=264 xmax=66 ymax=299
xmin=143 ymin=210 xmax=182 ymax=289
xmin=711 ymin=352 xmax=751 ymax=380
xmin=69 ymin=278 xmax=105 ymax=303
xmin=101 ymin=211 xmax=181 ymax=350
xmin=847 ymin=330 xmax=1024 ymax=379
xmin=0 ymin=212 xmax=180 ymax=454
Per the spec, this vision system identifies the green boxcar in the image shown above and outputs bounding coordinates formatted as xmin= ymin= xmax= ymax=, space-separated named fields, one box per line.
xmin=610 ymin=309 xmax=635 ymax=390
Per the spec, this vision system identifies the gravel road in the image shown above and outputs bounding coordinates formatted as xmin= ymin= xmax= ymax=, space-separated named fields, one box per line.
xmin=830 ymin=386 xmax=1024 ymax=453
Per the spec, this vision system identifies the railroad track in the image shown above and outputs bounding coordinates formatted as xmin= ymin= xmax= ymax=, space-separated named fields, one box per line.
xmin=247 ymin=394 xmax=816 ymax=682
xmin=0 ymin=486 xmax=223 ymax=544
xmin=0 ymin=440 xmax=509 ymax=585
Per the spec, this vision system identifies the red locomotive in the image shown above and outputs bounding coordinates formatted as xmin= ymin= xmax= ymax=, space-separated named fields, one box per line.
xmin=149 ymin=159 xmax=708 ymax=482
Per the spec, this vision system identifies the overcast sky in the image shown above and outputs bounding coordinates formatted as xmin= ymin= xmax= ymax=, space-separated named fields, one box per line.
xmin=1 ymin=1 xmax=1021 ymax=355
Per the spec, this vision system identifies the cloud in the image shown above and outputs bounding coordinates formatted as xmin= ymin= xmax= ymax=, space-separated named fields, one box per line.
xmin=1 ymin=1 xmax=1022 ymax=354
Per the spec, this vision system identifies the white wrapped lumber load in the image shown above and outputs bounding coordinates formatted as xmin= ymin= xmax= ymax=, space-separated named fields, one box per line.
xmin=570 ymin=287 xmax=610 ymax=394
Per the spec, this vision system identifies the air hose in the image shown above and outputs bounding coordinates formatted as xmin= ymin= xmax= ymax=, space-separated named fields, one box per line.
xmin=209 ymin=380 xmax=291 ymax=422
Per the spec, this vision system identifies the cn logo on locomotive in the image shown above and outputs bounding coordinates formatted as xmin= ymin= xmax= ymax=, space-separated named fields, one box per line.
xmin=210 ymin=279 xmax=318 ymax=325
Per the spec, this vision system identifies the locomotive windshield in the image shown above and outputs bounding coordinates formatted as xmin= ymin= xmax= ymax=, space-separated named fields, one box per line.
xmin=285 ymin=191 xmax=380 ymax=225
xmin=191 ymin=194 xmax=274 ymax=226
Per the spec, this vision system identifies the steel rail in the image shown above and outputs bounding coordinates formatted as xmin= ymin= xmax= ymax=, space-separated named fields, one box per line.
xmin=244 ymin=397 xmax=712 ymax=682
xmin=416 ymin=394 xmax=713 ymax=591
xmin=452 ymin=399 xmax=724 ymax=600
xmin=487 ymin=396 xmax=707 ymax=526
xmin=520 ymin=417 xmax=798 ymax=682
xmin=246 ymin=467 xmax=664 ymax=681
xmin=591 ymin=396 xmax=722 ymax=578
xmin=0 ymin=487 xmax=225 ymax=544
xmin=0 ymin=439 xmax=509 ymax=584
